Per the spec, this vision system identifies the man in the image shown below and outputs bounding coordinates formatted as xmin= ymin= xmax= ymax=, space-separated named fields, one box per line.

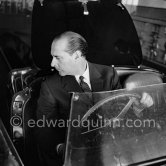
xmin=36 ymin=31 xmax=152 ymax=166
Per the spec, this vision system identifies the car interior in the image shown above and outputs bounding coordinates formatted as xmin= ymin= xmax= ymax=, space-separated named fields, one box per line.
xmin=0 ymin=0 xmax=166 ymax=166
xmin=8 ymin=65 xmax=166 ymax=166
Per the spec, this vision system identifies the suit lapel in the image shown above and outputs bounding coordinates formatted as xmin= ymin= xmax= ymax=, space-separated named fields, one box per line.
xmin=88 ymin=62 xmax=104 ymax=92
xmin=62 ymin=75 xmax=82 ymax=92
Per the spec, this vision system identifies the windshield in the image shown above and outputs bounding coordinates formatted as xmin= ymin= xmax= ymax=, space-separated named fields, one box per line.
xmin=64 ymin=83 xmax=166 ymax=166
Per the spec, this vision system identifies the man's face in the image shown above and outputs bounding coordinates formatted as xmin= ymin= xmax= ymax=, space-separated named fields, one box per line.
xmin=51 ymin=38 xmax=77 ymax=76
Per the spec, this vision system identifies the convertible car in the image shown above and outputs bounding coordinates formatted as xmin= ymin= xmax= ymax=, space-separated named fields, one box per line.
xmin=1 ymin=0 xmax=166 ymax=166
xmin=8 ymin=65 xmax=166 ymax=166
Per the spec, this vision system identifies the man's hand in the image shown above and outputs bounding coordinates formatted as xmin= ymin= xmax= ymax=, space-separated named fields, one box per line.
xmin=140 ymin=92 xmax=153 ymax=108
xmin=132 ymin=92 xmax=153 ymax=117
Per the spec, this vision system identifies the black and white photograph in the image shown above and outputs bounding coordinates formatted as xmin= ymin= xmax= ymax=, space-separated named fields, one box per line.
xmin=0 ymin=0 xmax=166 ymax=166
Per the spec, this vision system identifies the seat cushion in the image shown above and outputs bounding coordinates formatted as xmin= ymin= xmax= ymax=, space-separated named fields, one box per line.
xmin=124 ymin=73 xmax=163 ymax=90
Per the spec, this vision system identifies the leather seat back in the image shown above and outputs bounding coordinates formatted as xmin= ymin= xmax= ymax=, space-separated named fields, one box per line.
xmin=124 ymin=72 xmax=163 ymax=90
xmin=115 ymin=67 xmax=163 ymax=88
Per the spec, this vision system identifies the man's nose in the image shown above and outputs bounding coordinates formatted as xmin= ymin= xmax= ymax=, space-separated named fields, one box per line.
xmin=51 ymin=58 xmax=57 ymax=67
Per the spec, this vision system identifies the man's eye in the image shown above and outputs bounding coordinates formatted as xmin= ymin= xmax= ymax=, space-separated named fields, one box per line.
xmin=55 ymin=57 xmax=60 ymax=60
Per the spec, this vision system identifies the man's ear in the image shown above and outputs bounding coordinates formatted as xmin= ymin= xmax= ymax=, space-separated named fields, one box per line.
xmin=74 ymin=50 xmax=82 ymax=60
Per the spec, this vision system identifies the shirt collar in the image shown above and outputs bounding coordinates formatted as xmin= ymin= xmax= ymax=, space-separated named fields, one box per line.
xmin=75 ymin=62 xmax=90 ymax=85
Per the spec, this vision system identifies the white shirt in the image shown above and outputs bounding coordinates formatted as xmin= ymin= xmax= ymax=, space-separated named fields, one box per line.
xmin=75 ymin=62 xmax=92 ymax=90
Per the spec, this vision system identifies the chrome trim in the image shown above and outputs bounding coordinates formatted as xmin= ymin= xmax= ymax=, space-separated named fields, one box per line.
xmin=9 ymin=68 xmax=32 ymax=94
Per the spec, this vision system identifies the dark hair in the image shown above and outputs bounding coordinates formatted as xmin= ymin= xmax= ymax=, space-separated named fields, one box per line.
xmin=55 ymin=31 xmax=88 ymax=57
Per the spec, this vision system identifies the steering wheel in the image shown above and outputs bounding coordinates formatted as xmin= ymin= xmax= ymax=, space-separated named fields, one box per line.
xmin=81 ymin=93 xmax=141 ymax=123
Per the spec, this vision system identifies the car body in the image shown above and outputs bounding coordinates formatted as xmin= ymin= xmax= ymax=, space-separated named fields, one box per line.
xmin=0 ymin=0 xmax=166 ymax=166
xmin=9 ymin=65 xmax=166 ymax=166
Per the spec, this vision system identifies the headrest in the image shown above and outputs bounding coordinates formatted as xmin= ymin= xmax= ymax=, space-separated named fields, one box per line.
xmin=124 ymin=73 xmax=163 ymax=90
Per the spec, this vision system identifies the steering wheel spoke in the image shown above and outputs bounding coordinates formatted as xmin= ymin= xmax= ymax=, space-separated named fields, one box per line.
xmin=81 ymin=93 xmax=141 ymax=122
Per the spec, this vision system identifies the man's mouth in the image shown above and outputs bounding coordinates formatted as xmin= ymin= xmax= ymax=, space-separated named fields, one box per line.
xmin=55 ymin=68 xmax=60 ymax=71
xmin=57 ymin=69 xmax=63 ymax=73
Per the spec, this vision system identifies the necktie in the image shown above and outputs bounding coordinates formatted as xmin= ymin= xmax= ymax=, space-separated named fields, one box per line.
xmin=79 ymin=76 xmax=91 ymax=92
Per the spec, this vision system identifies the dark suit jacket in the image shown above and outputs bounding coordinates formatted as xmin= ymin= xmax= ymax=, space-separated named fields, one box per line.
xmin=36 ymin=62 xmax=121 ymax=166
